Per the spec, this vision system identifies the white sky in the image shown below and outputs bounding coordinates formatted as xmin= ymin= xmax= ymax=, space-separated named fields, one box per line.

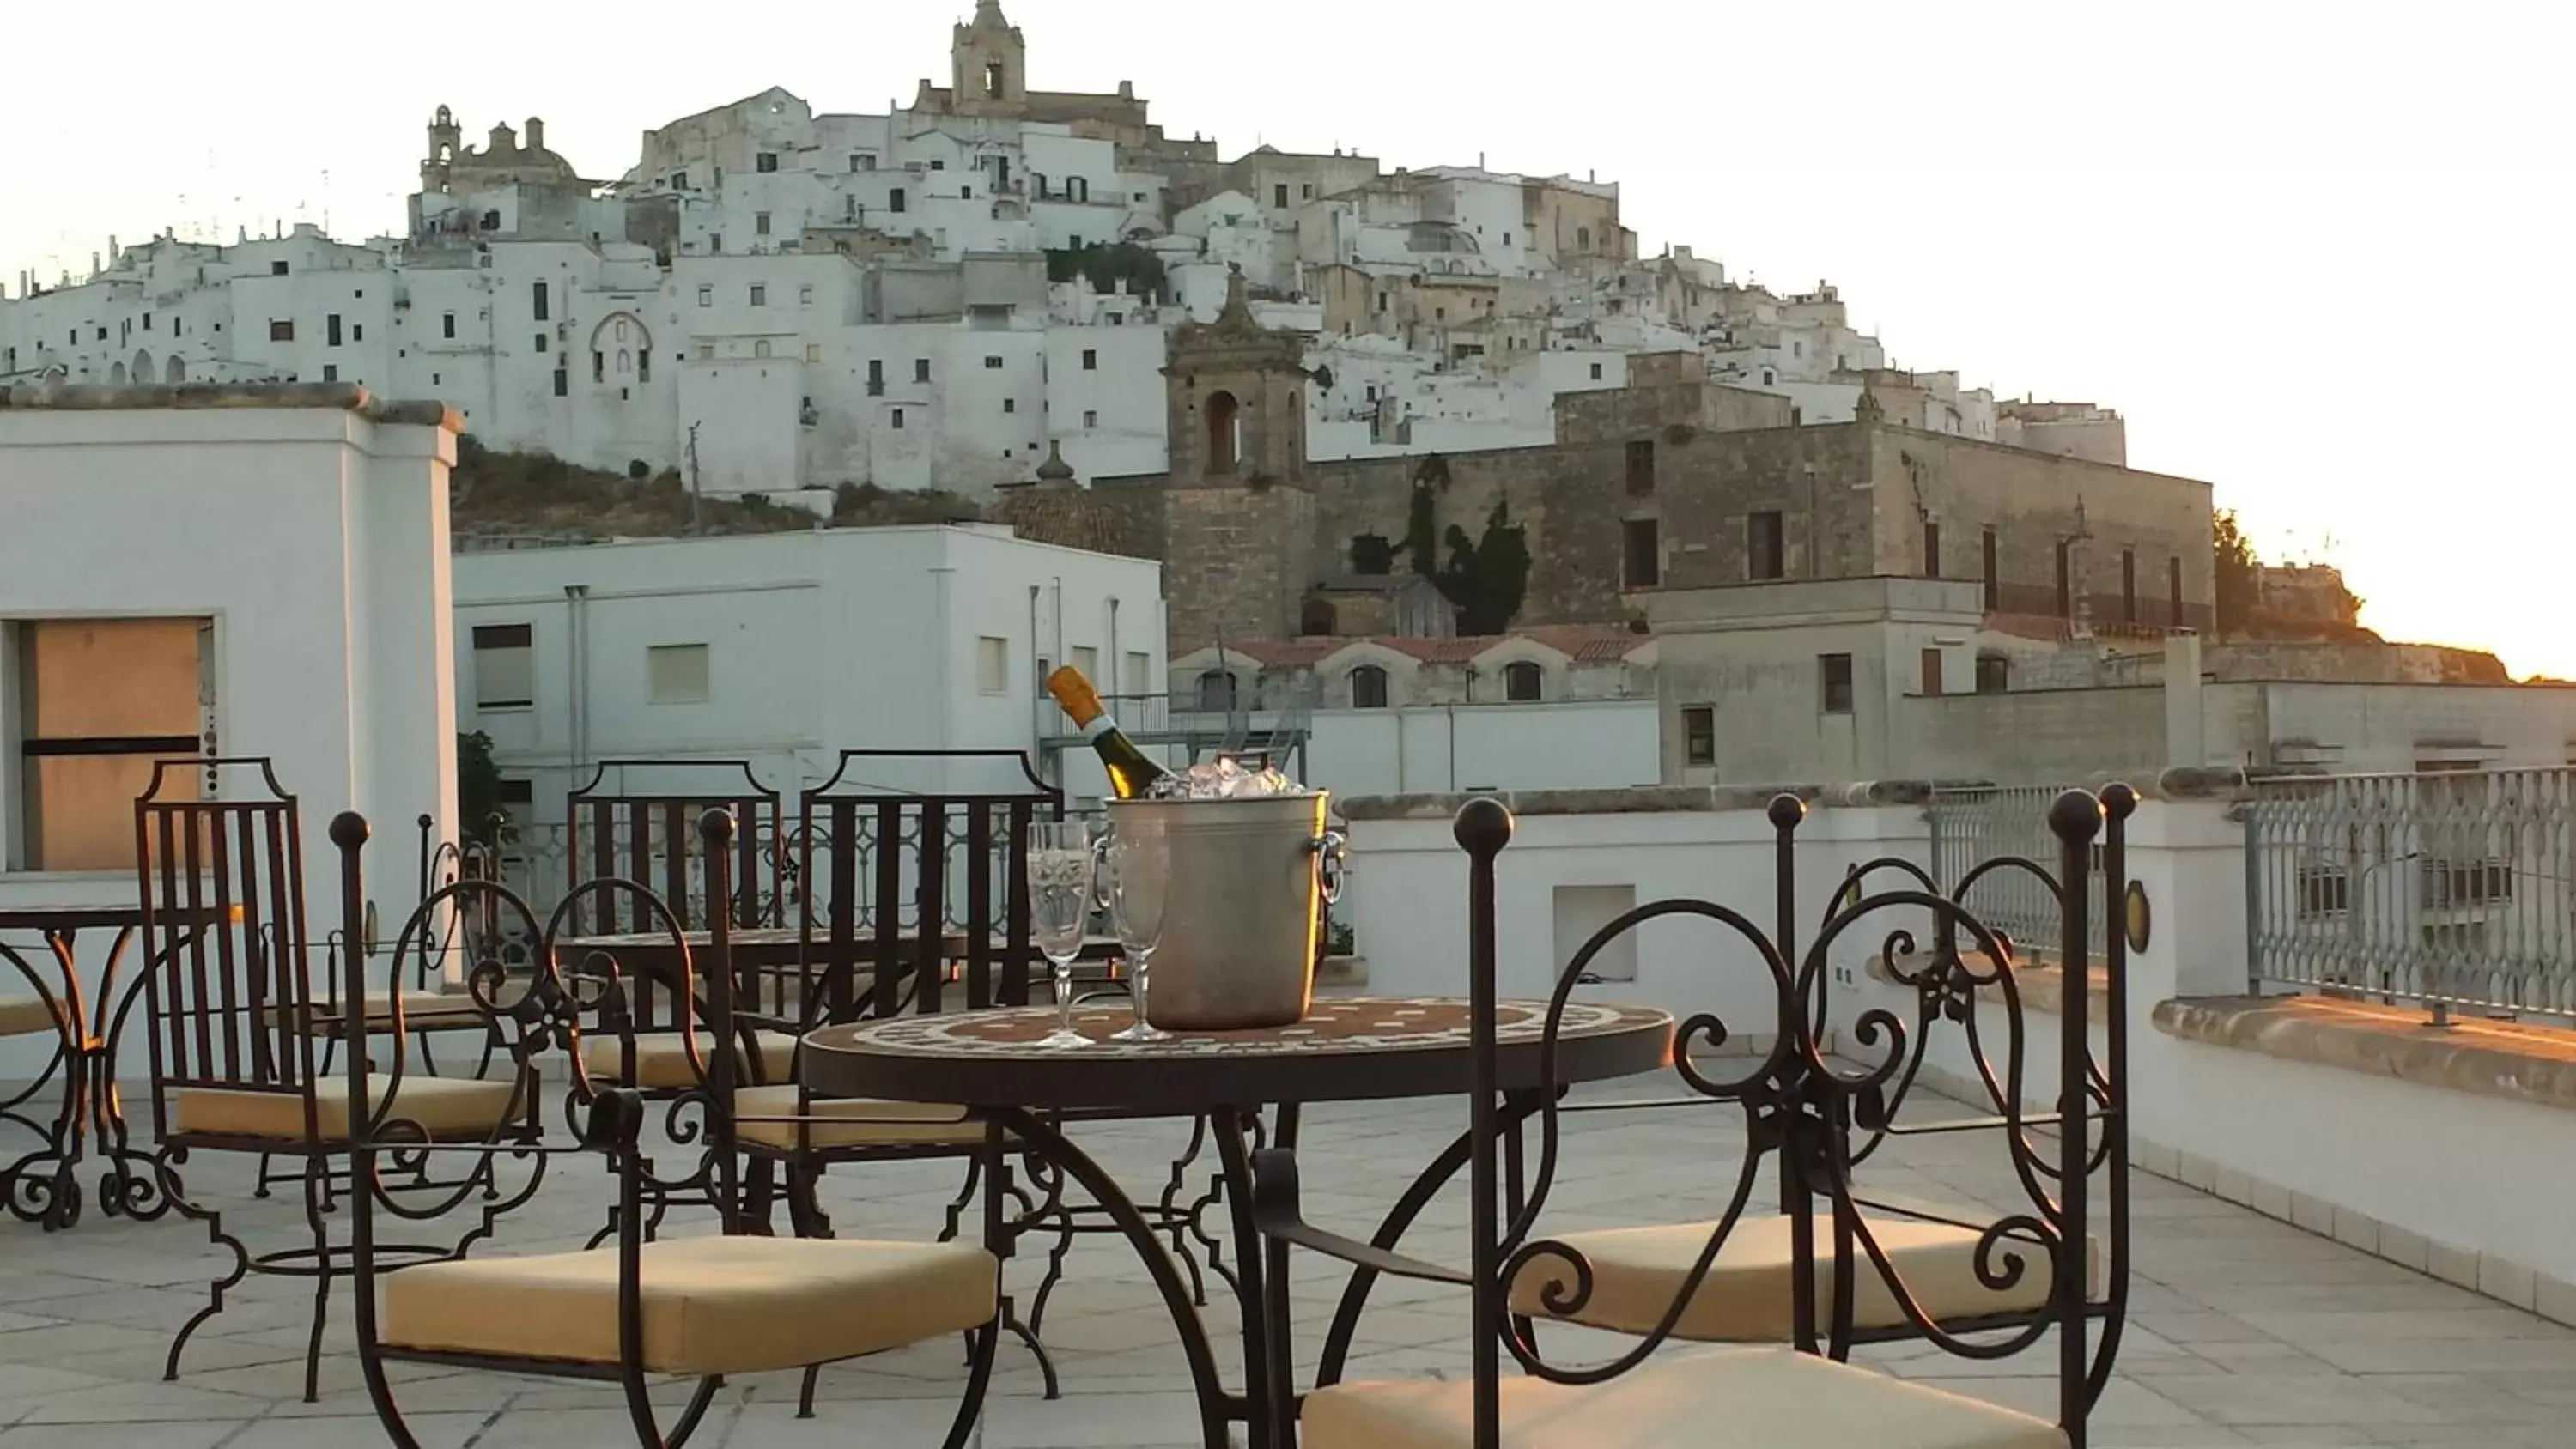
xmin=9 ymin=2 xmax=2571 ymax=672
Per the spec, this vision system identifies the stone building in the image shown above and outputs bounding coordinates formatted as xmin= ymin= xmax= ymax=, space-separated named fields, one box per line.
xmin=1001 ymin=295 xmax=2218 ymax=650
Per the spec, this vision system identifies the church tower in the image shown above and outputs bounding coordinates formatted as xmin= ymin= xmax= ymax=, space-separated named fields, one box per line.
xmin=1165 ymin=266 xmax=1309 ymax=488
xmin=951 ymin=0 xmax=1028 ymax=116
xmin=421 ymin=105 xmax=462 ymax=194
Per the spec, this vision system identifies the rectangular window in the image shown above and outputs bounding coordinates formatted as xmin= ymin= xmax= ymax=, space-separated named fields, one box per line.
xmin=2122 ymin=549 xmax=2138 ymax=623
xmin=890 ymin=187 xmax=907 ymax=214
xmin=593 ymin=351 xmax=606 ymax=384
xmin=534 ymin=334 xmax=547 ymax=353
xmin=710 ymin=234 xmax=722 ymax=253
xmin=1083 ymin=409 xmax=1099 ymax=428
xmin=756 ymin=152 xmax=779 ymax=173
xmin=326 ymin=313 xmax=342 ymax=347
xmin=1982 ymin=529 xmax=2000 ymax=611
xmin=975 ymin=636 xmax=1010 ymax=694
xmin=271 ymin=260 xmax=289 ymax=276
xmin=696 ymin=343 xmax=713 ymax=361
xmin=1069 ymin=645 xmax=1098 ymax=683
xmin=1625 ymin=439 xmax=1654 ymax=495
xmin=351 ymin=324 xmax=363 ymax=342
xmin=1082 ymin=349 xmax=1097 ymax=371
xmin=1623 ymin=518 xmax=1660 ymax=588
xmin=749 ymin=284 xmax=766 ymax=306
xmin=1003 ymin=397 xmax=1017 ymax=413
xmin=1124 ymin=650 xmax=1151 ymax=694
xmin=890 ymin=407 xmax=905 ymax=429
xmin=671 ymin=170 xmax=687 ymax=189
xmin=442 ymin=312 xmax=457 ymax=338
xmin=9 ymin=617 xmax=210 ymax=872
xmin=532 ymin=282 xmax=549 ymax=322
xmin=552 ymin=367 xmax=568 ymax=397
xmin=755 ymin=211 xmax=772 ymax=236
xmin=914 ymin=357 xmax=931 ymax=383
xmin=1976 ymin=654 xmax=2009 ymax=694
xmin=851 ymin=154 xmax=869 ymax=172
xmin=143 ymin=312 xmax=154 ymax=331
xmin=1922 ymin=518 xmax=1940 ymax=578
xmin=471 ymin=623 xmax=534 ymax=711
xmin=799 ymin=284 xmax=814 ymax=306
xmin=866 ymin=359 xmax=884 ymax=395
xmin=646 ymin=644 xmax=712 ymax=705
xmin=1819 ymin=653 xmax=1856 ymax=715
xmin=1274 ymin=184 xmax=1290 ymax=208
xmin=984 ymin=355 xmax=1004 ymax=369
xmin=321 ymin=364 xmax=338 ymax=382
xmin=1682 ymin=706 xmax=1716 ymax=767
xmin=805 ymin=343 xmax=823 ymax=362
xmin=1921 ymin=647 xmax=1943 ymax=697
xmin=638 ymin=349 xmax=651 ymax=381
xmin=2054 ymin=539 xmax=2073 ymax=619
xmin=1747 ymin=511 xmax=1785 ymax=580
xmin=268 ymin=319 xmax=294 ymax=342
xmin=1589 ymin=361 xmax=1603 ymax=380
xmin=2169 ymin=556 xmax=2185 ymax=626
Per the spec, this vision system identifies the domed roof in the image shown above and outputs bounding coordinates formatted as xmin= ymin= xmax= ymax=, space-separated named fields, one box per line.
xmin=1034 ymin=439 xmax=1077 ymax=484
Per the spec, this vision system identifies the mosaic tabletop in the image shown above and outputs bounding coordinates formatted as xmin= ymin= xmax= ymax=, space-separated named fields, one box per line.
xmin=801 ymin=996 xmax=1674 ymax=1110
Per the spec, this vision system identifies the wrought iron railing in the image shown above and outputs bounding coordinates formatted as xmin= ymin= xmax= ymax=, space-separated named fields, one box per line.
xmin=1926 ymin=785 xmax=2085 ymax=951
xmin=2241 ymin=768 xmax=2576 ymax=1023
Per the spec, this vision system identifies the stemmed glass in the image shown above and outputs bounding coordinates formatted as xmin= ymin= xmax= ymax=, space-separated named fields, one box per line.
xmin=1105 ymin=828 xmax=1172 ymax=1043
xmin=1027 ymin=820 xmax=1098 ymax=1050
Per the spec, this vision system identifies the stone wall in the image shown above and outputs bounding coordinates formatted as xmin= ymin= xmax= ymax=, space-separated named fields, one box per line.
xmin=1162 ymin=482 xmax=1316 ymax=644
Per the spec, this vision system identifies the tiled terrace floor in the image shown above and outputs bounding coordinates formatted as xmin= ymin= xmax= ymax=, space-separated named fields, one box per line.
xmin=3 ymin=1076 xmax=2572 ymax=1447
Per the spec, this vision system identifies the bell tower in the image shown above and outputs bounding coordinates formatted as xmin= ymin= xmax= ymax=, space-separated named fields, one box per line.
xmin=1165 ymin=267 xmax=1310 ymax=488
xmin=951 ymin=0 xmax=1027 ymax=116
xmin=422 ymin=105 xmax=462 ymax=193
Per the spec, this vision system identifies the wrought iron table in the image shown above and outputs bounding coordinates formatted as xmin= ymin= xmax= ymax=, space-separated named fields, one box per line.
xmin=801 ymin=995 xmax=1674 ymax=1449
xmin=0 ymin=903 xmax=234 ymax=1229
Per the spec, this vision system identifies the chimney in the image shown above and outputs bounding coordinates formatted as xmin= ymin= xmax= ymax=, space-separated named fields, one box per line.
xmin=526 ymin=117 xmax=545 ymax=150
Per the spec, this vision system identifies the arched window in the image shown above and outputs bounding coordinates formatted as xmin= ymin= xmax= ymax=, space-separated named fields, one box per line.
xmin=614 ymin=318 xmax=629 ymax=343
xmin=1299 ymin=598 xmax=1338 ymax=636
xmin=1350 ymin=665 xmax=1389 ymax=710
xmin=617 ymin=349 xmax=632 ymax=374
xmin=1577 ymin=225 xmax=1592 ymax=251
xmin=166 ymin=355 xmax=185 ymax=383
xmin=1195 ymin=670 xmax=1240 ymax=712
xmin=1503 ymin=661 xmax=1543 ymax=702
xmin=131 ymin=350 xmax=153 ymax=383
xmin=1206 ymin=390 xmax=1240 ymax=475
xmin=754 ymin=339 xmax=772 ymax=359
xmin=110 ymin=361 xmax=127 ymax=384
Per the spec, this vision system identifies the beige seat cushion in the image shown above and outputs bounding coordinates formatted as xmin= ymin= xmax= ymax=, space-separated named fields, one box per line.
xmin=1507 ymin=1212 xmax=2097 ymax=1342
xmin=0 ymin=995 xmax=68 ymax=1039
xmin=381 ymin=1234 xmax=998 ymax=1375
xmin=581 ymin=1030 xmax=801 ymax=1089
xmin=172 ymin=1076 xmax=524 ymax=1141
xmin=733 ymin=1084 xmax=981 ymax=1150
xmin=1305 ymin=1346 xmax=2063 ymax=1449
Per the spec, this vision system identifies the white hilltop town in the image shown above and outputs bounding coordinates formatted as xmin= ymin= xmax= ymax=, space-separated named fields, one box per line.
xmin=0 ymin=0 xmax=2119 ymax=512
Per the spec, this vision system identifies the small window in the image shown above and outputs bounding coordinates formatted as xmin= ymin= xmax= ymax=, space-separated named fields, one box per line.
xmin=1819 ymin=654 xmax=1855 ymax=715
xmin=889 ymin=187 xmax=907 ymax=214
xmin=2169 ymin=555 xmax=2185 ymax=625
xmin=533 ymin=334 xmax=547 ymax=353
xmin=269 ymin=319 xmax=294 ymax=342
xmin=2054 ymin=539 xmax=2074 ymax=620
xmin=1196 ymin=670 xmax=1241 ymax=712
xmin=1274 ymin=184 xmax=1290 ymax=208
xmin=639 ymin=349 xmax=651 ymax=381
xmin=271 ymin=260 xmax=289 ymax=276
xmin=671 ymin=170 xmax=688 ymax=189
xmin=709 ymin=234 xmax=722 ymax=253
xmin=697 ymin=286 xmax=713 ymax=307
xmin=1589 ymin=361 xmax=1603 ymax=380
xmin=1003 ymin=397 xmax=1017 ymax=413
xmin=1082 ymin=349 xmax=1097 ymax=371
xmin=322 ymin=364 xmax=338 ymax=382
xmin=866 ymin=359 xmax=884 ymax=394
xmin=1625 ymin=439 xmax=1655 ymax=495
xmin=750 ymin=284 xmax=766 ymax=306
xmin=756 ymin=152 xmax=779 ymax=173
xmin=1922 ymin=518 xmax=1941 ymax=578
xmin=1683 ymin=706 xmax=1716 ymax=767
xmin=1747 ymin=511 xmax=1785 ymax=580
xmin=852 ymin=154 xmax=871 ymax=172
xmin=471 ymin=623 xmax=535 ymax=710
xmin=985 ymin=355 xmax=1004 ymax=369
xmin=442 ymin=312 xmax=457 ymax=338
xmin=1502 ymin=662 xmax=1543 ymax=702
xmin=756 ymin=212 xmax=772 ymax=236
xmin=976 ymin=637 xmax=1011 ymax=694
xmin=351 ymin=324 xmax=363 ymax=342
xmin=1921 ymin=648 xmax=1944 ymax=697
xmin=1125 ymin=651 xmax=1152 ymax=694
xmin=1976 ymin=654 xmax=2010 ymax=694
xmin=753 ymin=340 xmax=771 ymax=359
xmin=1623 ymin=518 xmax=1660 ymax=588
xmin=799 ymin=284 xmax=814 ymax=306
xmin=647 ymin=644 xmax=711 ymax=704
xmin=532 ymin=282 xmax=549 ymax=322
xmin=552 ymin=367 xmax=568 ymax=396
xmin=890 ymin=407 xmax=905 ymax=429
xmin=1083 ymin=409 xmax=1099 ymax=428
xmin=1351 ymin=665 xmax=1389 ymax=710
xmin=914 ymin=357 xmax=931 ymax=383
xmin=1983 ymin=529 xmax=2001 ymax=611
xmin=805 ymin=343 xmax=823 ymax=362
xmin=592 ymin=351 xmax=605 ymax=383
xmin=2122 ymin=549 xmax=2138 ymax=623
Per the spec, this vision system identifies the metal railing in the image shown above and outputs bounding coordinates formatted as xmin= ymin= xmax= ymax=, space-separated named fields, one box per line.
xmin=2242 ymin=768 xmax=2576 ymax=1023
xmin=1925 ymin=785 xmax=2083 ymax=951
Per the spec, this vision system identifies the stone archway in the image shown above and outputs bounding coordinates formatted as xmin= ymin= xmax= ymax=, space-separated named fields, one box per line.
xmin=1206 ymin=390 xmax=1240 ymax=475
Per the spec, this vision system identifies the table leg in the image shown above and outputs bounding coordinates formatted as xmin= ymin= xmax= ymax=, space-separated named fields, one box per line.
xmin=87 ymin=928 xmax=167 ymax=1220
xmin=1211 ymin=1108 xmax=1285 ymax=1449
xmin=0 ymin=936 xmax=83 ymax=1230
xmin=992 ymin=1106 xmax=1230 ymax=1449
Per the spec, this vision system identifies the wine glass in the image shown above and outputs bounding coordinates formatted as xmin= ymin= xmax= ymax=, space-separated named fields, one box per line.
xmin=1106 ymin=829 xmax=1172 ymax=1043
xmin=1027 ymin=820 xmax=1097 ymax=1050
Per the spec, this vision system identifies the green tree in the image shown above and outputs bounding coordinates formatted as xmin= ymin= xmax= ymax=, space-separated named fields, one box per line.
xmin=456 ymin=730 xmax=506 ymax=845
xmin=1435 ymin=500 xmax=1533 ymax=635
xmin=2213 ymin=508 xmax=2261 ymax=635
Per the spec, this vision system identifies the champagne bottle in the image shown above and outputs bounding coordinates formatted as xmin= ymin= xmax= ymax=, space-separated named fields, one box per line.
xmin=1045 ymin=666 xmax=1170 ymax=800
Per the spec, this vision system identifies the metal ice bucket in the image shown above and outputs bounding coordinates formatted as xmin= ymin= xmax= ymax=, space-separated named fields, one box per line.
xmin=1104 ymin=791 xmax=1347 ymax=1030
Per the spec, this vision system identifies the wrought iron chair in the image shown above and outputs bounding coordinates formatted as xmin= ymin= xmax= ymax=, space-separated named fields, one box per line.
xmin=130 ymin=759 xmax=547 ymax=1403
xmin=566 ymin=761 xmax=797 ymax=1094
xmin=1485 ymin=788 xmax=2132 ymax=1361
xmin=1254 ymin=790 xmax=2129 ymax=1449
xmin=340 ymin=807 xmax=1000 ymax=1448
